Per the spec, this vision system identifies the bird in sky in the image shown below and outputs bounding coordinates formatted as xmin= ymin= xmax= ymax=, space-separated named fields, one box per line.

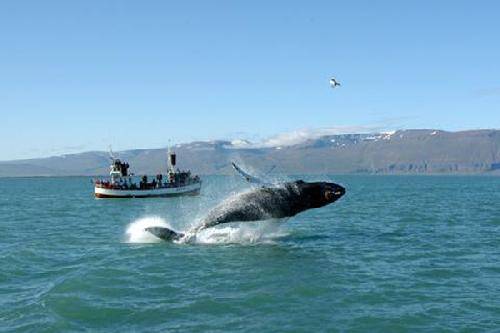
xmin=329 ymin=77 xmax=341 ymax=88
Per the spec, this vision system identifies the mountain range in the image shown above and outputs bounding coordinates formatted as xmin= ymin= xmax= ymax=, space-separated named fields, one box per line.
xmin=1 ymin=129 xmax=499 ymax=177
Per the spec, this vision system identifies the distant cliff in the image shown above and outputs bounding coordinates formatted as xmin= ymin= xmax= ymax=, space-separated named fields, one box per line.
xmin=1 ymin=129 xmax=499 ymax=177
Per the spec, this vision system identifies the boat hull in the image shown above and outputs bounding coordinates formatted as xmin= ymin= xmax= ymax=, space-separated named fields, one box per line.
xmin=95 ymin=182 xmax=201 ymax=198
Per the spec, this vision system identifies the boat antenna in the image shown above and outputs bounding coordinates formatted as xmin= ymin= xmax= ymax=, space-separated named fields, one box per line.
xmin=108 ymin=145 xmax=116 ymax=161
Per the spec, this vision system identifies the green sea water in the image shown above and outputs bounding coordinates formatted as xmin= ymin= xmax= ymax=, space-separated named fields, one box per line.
xmin=1 ymin=175 xmax=499 ymax=332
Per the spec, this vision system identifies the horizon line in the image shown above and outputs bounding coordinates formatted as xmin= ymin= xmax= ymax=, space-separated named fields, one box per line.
xmin=1 ymin=127 xmax=499 ymax=163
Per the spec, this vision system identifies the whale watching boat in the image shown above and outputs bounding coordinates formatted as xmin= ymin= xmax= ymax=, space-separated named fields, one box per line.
xmin=94 ymin=149 xmax=201 ymax=198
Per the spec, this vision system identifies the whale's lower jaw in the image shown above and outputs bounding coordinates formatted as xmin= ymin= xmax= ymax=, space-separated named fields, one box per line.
xmin=145 ymin=227 xmax=184 ymax=241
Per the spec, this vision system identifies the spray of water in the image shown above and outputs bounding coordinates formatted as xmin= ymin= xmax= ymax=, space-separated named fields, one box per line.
xmin=125 ymin=216 xmax=173 ymax=243
xmin=187 ymin=219 xmax=288 ymax=245
xmin=125 ymin=216 xmax=288 ymax=245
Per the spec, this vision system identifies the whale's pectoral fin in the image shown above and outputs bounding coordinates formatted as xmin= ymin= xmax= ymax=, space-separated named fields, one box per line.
xmin=145 ymin=227 xmax=184 ymax=241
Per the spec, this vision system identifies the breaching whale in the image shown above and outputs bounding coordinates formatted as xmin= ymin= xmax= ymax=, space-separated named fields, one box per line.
xmin=145 ymin=180 xmax=345 ymax=242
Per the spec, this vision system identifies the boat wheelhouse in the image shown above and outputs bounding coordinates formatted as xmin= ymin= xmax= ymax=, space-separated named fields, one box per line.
xmin=94 ymin=149 xmax=201 ymax=198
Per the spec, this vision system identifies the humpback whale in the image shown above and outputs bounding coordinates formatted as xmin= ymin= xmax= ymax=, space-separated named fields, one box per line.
xmin=145 ymin=180 xmax=345 ymax=242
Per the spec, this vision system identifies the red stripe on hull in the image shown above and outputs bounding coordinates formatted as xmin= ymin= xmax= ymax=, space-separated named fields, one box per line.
xmin=95 ymin=190 xmax=200 ymax=198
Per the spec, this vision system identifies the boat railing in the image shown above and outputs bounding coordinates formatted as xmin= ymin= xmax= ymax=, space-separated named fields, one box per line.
xmin=95 ymin=176 xmax=200 ymax=190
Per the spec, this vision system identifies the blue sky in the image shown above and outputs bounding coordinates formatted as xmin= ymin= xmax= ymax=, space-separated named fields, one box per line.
xmin=1 ymin=1 xmax=499 ymax=160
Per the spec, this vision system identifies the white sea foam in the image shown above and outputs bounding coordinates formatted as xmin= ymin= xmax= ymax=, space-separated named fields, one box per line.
xmin=188 ymin=220 xmax=289 ymax=245
xmin=125 ymin=216 xmax=173 ymax=243
xmin=125 ymin=216 xmax=288 ymax=245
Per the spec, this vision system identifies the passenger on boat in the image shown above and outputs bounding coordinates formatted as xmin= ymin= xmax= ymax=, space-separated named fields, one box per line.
xmin=140 ymin=175 xmax=148 ymax=189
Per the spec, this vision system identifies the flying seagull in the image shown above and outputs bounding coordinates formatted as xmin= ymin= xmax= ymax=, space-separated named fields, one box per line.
xmin=330 ymin=77 xmax=341 ymax=88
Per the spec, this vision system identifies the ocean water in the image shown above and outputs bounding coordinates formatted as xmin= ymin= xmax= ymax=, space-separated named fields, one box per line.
xmin=1 ymin=175 xmax=499 ymax=332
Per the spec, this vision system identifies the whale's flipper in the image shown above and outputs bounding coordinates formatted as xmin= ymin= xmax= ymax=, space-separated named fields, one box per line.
xmin=145 ymin=227 xmax=184 ymax=241
xmin=231 ymin=162 xmax=273 ymax=187
xmin=231 ymin=162 xmax=262 ymax=184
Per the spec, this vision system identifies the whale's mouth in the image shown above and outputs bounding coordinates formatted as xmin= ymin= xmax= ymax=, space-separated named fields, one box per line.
xmin=334 ymin=186 xmax=345 ymax=197
xmin=324 ymin=183 xmax=345 ymax=202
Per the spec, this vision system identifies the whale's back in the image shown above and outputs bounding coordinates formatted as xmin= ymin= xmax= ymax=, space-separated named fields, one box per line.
xmin=201 ymin=185 xmax=300 ymax=228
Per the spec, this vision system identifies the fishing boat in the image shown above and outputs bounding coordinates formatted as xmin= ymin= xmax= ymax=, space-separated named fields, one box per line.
xmin=94 ymin=149 xmax=201 ymax=198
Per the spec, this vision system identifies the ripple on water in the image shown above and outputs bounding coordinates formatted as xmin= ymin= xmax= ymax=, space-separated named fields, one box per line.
xmin=1 ymin=176 xmax=500 ymax=331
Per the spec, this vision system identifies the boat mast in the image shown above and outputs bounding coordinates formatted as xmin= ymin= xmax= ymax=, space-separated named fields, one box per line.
xmin=108 ymin=146 xmax=121 ymax=183
xmin=167 ymin=145 xmax=176 ymax=174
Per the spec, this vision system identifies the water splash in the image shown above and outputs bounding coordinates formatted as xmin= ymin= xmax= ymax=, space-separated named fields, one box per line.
xmin=125 ymin=215 xmax=288 ymax=245
xmin=125 ymin=216 xmax=173 ymax=243
xmin=186 ymin=220 xmax=289 ymax=245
